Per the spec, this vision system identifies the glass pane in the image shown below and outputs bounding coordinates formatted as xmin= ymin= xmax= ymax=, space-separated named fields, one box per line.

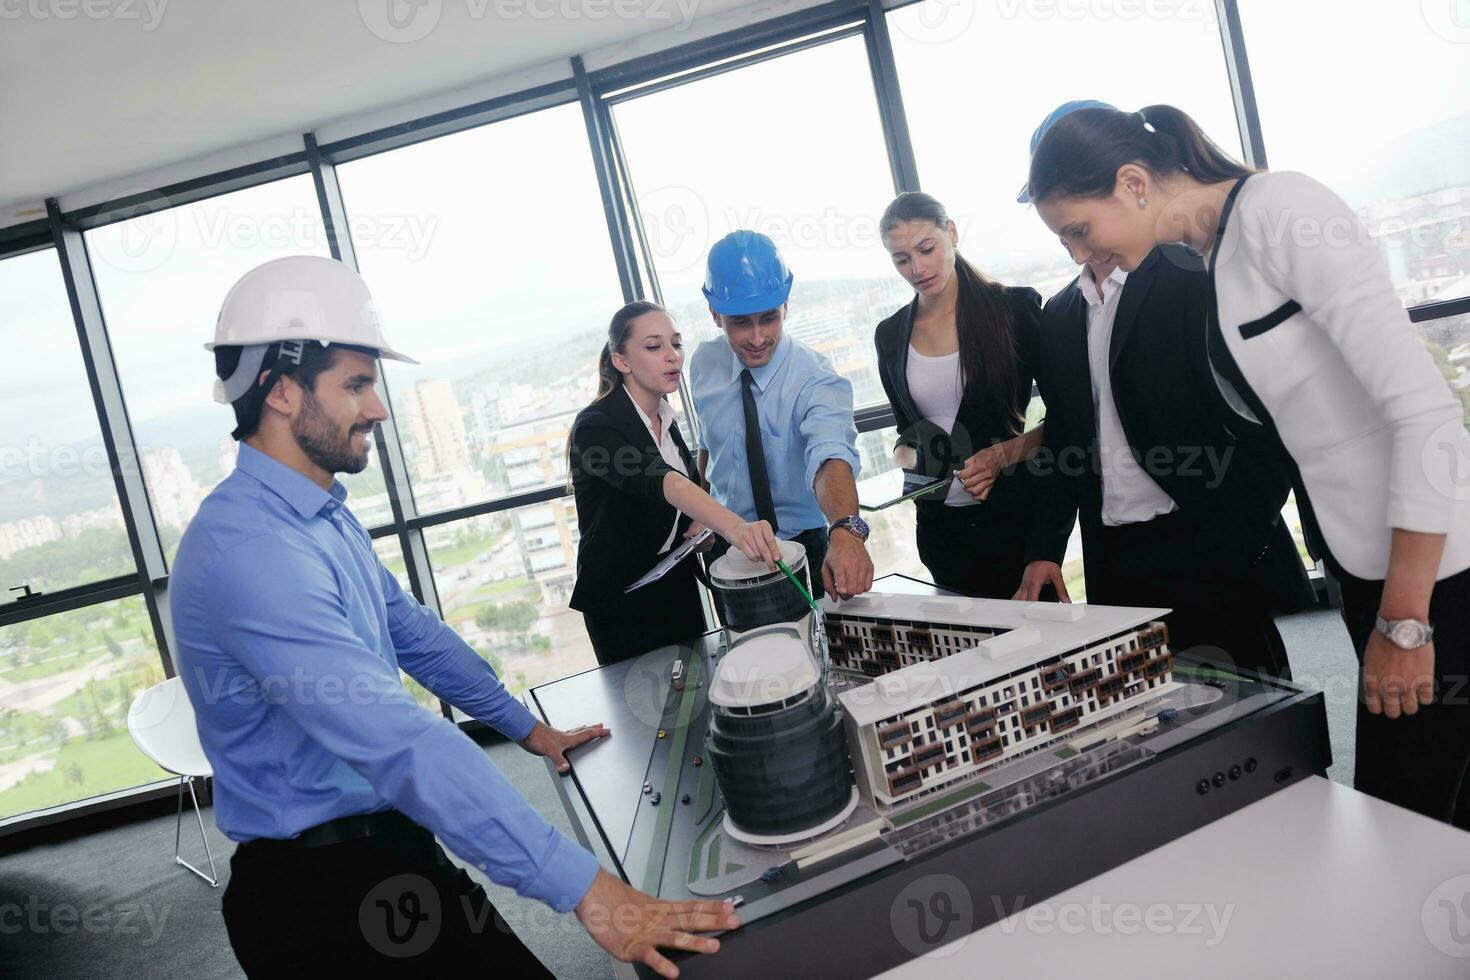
xmin=889 ymin=0 xmax=1241 ymax=299
xmin=88 ymin=176 xmax=394 ymax=564
xmin=0 ymin=596 xmax=171 ymax=820
xmin=424 ymin=499 xmax=589 ymax=699
xmin=0 ymin=250 xmax=135 ymax=603
xmin=614 ymin=35 xmax=913 ymax=409
xmin=1420 ymin=312 xmax=1470 ymax=426
xmin=1238 ymin=1 xmax=1470 ymax=307
xmin=337 ymin=102 xmax=625 ymax=515
xmin=371 ymin=532 xmax=413 ymax=594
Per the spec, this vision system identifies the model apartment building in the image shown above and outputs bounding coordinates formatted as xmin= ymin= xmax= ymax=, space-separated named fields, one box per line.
xmin=826 ymin=593 xmax=1176 ymax=811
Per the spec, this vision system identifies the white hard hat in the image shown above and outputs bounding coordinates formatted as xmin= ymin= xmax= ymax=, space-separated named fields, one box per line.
xmin=208 ymin=255 xmax=417 ymax=404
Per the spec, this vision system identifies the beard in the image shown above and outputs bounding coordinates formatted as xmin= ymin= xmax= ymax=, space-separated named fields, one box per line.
xmin=292 ymin=390 xmax=373 ymax=475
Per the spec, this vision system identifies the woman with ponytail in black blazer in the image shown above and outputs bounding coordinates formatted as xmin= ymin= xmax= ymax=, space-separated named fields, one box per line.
xmin=1022 ymin=102 xmax=1470 ymax=826
xmin=874 ymin=192 xmax=1046 ymax=599
xmin=568 ymin=301 xmax=780 ymax=665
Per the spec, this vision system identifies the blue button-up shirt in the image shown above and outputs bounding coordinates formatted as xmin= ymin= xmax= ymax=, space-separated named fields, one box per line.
xmin=170 ymin=443 xmax=597 ymax=913
xmin=688 ymin=333 xmax=861 ymax=535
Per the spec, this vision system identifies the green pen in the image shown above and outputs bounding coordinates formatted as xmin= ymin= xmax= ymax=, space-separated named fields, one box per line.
xmin=776 ymin=559 xmax=821 ymax=614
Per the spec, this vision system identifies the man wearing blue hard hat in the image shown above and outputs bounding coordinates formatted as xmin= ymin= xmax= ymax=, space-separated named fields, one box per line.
xmin=687 ymin=230 xmax=873 ymax=600
xmin=1014 ymin=100 xmax=1311 ymax=680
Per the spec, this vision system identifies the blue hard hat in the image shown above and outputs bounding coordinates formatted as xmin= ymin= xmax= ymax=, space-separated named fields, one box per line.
xmin=702 ymin=230 xmax=794 ymax=316
xmin=1017 ymin=99 xmax=1118 ymax=204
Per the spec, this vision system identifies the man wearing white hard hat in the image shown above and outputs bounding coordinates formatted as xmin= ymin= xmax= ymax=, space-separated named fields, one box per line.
xmin=171 ymin=255 xmax=738 ymax=976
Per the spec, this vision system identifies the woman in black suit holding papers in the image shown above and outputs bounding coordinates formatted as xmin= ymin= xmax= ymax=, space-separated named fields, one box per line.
xmin=569 ymin=301 xmax=779 ymax=665
xmin=1021 ymin=102 xmax=1470 ymax=825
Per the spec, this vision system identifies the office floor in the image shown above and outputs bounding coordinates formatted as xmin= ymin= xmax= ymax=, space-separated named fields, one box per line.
xmin=0 ymin=609 xmax=1360 ymax=980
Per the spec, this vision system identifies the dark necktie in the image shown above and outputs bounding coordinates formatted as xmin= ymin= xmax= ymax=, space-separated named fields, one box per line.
xmin=740 ymin=368 xmax=779 ymax=532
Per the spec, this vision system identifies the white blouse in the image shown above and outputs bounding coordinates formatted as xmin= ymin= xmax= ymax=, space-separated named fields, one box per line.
xmin=906 ymin=345 xmax=977 ymax=507
xmin=624 ymin=386 xmax=688 ymax=552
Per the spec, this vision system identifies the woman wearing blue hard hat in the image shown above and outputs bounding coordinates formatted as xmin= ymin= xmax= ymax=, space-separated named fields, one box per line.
xmin=874 ymin=192 xmax=1047 ymax=598
xmin=688 ymin=230 xmax=875 ymax=603
xmin=1022 ymin=101 xmax=1470 ymax=826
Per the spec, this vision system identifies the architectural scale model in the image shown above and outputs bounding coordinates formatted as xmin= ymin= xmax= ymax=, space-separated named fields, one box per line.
xmin=824 ymin=592 xmax=1176 ymax=812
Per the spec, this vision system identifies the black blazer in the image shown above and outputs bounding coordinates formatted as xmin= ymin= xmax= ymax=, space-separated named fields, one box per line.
xmin=567 ymin=389 xmax=696 ymax=615
xmin=874 ymin=282 xmax=1044 ymax=515
xmin=1025 ymin=244 xmax=1313 ymax=610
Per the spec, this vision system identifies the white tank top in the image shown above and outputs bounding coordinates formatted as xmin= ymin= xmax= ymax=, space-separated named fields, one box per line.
xmin=906 ymin=346 xmax=978 ymax=507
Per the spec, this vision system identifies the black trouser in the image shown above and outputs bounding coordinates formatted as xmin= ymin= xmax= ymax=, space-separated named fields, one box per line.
xmin=706 ymin=526 xmax=828 ymax=625
xmin=1088 ymin=512 xmax=1292 ymax=679
xmin=222 ymin=811 xmax=553 ymax=978
xmin=582 ymin=560 xmax=706 ymax=666
xmin=1337 ymin=566 xmax=1470 ymax=827
xmin=915 ymin=502 xmax=1032 ymax=600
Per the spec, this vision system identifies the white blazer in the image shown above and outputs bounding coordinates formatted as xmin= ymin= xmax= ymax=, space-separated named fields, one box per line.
xmin=1207 ymin=170 xmax=1470 ymax=582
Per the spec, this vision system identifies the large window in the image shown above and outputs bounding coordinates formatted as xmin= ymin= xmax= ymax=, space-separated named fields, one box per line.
xmin=614 ymin=35 xmax=914 ymax=409
xmin=88 ymin=176 xmax=394 ymax=560
xmin=1239 ymin=0 xmax=1470 ymax=308
xmin=888 ymin=0 xmax=1243 ymax=298
xmin=337 ymin=102 xmax=626 ymax=515
xmin=424 ymin=500 xmax=591 ymax=702
xmin=0 ymin=250 xmax=134 ymax=603
xmin=0 ymin=596 xmax=170 ymax=820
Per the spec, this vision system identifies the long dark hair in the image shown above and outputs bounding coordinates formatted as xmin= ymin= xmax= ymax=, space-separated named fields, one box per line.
xmin=880 ymin=192 xmax=1023 ymax=431
xmin=1027 ymin=104 xmax=1253 ymax=204
xmin=593 ymin=299 xmax=665 ymax=403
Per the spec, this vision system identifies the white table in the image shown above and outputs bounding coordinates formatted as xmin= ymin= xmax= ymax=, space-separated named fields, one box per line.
xmin=877 ymin=776 xmax=1470 ymax=979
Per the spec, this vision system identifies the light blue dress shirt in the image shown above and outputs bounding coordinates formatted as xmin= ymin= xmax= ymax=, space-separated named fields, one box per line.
xmin=688 ymin=333 xmax=861 ymax=536
xmin=170 ymin=443 xmax=598 ymax=913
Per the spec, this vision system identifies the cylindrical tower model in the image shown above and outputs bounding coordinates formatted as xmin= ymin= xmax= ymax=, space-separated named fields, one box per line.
xmin=709 ymin=539 xmax=813 ymax=634
xmin=705 ymin=625 xmax=857 ymax=843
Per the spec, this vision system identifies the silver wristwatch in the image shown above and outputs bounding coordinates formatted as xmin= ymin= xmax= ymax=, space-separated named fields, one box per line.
xmin=828 ymin=515 xmax=870 ymax=543
xmin=1374 ymin=615 xmax=1435 ymax=650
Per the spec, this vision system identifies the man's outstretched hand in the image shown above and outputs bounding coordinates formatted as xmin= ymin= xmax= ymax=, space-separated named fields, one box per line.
xmin=519 ymin=720 xmax=610 ymax=774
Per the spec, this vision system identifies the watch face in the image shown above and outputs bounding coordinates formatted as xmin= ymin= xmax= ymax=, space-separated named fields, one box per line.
xmin=1391 ymin=621 xmax=1425 ymax=649
xmin=852 ymin=516 xmax=871 ymax=538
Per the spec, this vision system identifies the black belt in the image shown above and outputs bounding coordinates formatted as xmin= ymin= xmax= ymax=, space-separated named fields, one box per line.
xmin=248 ymin=809 xmax=415 ymax=850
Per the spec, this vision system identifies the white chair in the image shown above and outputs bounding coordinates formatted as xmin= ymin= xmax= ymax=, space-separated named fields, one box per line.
xmin=127 ymin=677 xmax=219 ymax=887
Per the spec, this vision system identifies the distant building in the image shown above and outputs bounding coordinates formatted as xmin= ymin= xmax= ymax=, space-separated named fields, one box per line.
xmin=493 ymin=411 xmax=574 ymax=495
xmin=831 ymin=592 xmax=1174 ymax=812
xmin=217 ymin=435 xmax=238 ymax=483
xmin=404 ymin=379 xmax=472 ymax=477
xmin=59 ymin=505 xmax=124 ymax=539
xmin=141 ymin=447 xmax=202 ymax=530
xmin=0 ymin=515 xmax=62 ymax=560
xmin=512 ymin=498 xmax=578 ymax=606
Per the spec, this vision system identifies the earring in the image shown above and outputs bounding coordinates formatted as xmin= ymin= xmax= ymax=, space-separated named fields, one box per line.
xmin=1137 ymin=197 xmax=1148 ymax=208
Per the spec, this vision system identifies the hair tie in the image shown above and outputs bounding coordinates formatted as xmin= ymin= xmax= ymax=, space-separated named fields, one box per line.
xmin=1136 ymin=110 xmax=1156 ymax=134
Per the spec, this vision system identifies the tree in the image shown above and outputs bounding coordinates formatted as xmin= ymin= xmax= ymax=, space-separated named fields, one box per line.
xmin=103 ymin=632 xmax=124 ymax=659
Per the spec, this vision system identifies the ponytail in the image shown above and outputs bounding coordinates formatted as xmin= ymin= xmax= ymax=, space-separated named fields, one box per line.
xmin=593 ymin=341 xmax=621 ymax=403
xmin=1027 ymin=103 xmax=1253 ymax=204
